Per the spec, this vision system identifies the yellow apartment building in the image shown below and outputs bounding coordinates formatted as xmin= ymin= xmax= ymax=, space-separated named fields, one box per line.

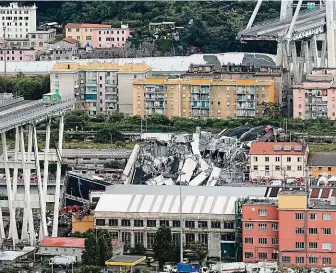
xmin=133 ymin=77 xmax=275 ymax=119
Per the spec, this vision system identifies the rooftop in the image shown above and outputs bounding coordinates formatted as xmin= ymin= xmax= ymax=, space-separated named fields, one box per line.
xmin=134 ymin=77 xmax=274 ymax=86
xmin=249 ymin=142 xmax=307 ymax=155
xmin=95 ymin=185 xmax=268 ymax=215
xmin=278 ymin=190 xmax=307 ymax=196
xmin=52 ymin=63 xmax=151 ymax=73
xmin=0 ymin=53 xmax=276 ymax=75
xmin=106 ymin=255 xmax=146 ymax=267
xmin=63 ymin=37 xmax=79 ymax=44
xmin=243 ymin=198 xmax=278 ymax=205
xmin=308 ymin=152 xmax=336 ymax=167
xmin=40 ymin=237 xmax=85 ymax=248
xmin=65 ymin=23 xmax=111 ymax=29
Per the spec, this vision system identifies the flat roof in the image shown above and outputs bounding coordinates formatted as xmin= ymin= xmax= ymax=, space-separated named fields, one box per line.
xmin=105 ymin=255 xmax=146 ymax=267
xmin=52 ymin=63 xmax=151 ymax=73
xmin=95 ymin=185 xmax=267 ymax=215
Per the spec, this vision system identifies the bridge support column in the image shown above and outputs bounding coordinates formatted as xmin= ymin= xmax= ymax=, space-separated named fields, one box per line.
xmin=291 ymin=41 xmax=300 ymax=84
xmin=321 ymin=39 xmax=327 ymax=67
xmin=304 ymin=40 xmax=311 ymax=75
xmin=326 ymin=0 xmax=336 ymax=67
xmin=52 ymin=115 xmax=64 ymax=237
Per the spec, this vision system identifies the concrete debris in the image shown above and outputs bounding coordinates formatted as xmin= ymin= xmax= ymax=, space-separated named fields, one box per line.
xmin=122 ymin=125 xmax=288 ymax=186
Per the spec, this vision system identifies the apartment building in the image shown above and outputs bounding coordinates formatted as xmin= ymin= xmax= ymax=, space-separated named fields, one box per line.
xmin=50 ymin=62 xmax=151 ymax=115
xmin=65 ymin=23 xmax=130 ymax=48
xmin=133 ymin=78 xmax=275 ymax=119
xmin=38 ymin=38 xmax=79 ymax=61
xmin=0 ymin=2 xmax=37 ymax=39
xmin=249 ymin=142 xmax=309 ymax=181
xmin=0 ymin=48 xmax=35 ymax=61
xmin=185 ymin=64 xmax=284 ymax=104
xmin=28 ymin=28 xmax=56 ymax=50
xmin=242 ymin=191 xmax=336 ymax=268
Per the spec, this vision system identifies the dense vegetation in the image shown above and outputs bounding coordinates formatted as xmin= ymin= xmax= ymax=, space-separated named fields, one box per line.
xmin=0 ymin=75 xmax=50 ymax=100
xmin=31 ymin=1 xmax=280 ymax=54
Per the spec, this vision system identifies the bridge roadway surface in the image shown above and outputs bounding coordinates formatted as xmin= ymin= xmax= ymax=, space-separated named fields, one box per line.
xmin=0 ymin=97 xmax=75 ymax=133
xmin=238 ymin=7 xmax=326 ymax=40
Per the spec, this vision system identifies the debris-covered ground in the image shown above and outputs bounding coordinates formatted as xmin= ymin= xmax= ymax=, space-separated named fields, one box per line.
xmin=123 ymin=125 xmax=286 ymax=186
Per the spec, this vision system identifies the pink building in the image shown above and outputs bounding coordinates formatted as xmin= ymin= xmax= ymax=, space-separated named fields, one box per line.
xmin=92 ymin=24 xmax=131 ymax=48
xmin=0 ymin=49 xmax=36 ymax=61
xmin=293 ymin=80 xmax=336 ymax=120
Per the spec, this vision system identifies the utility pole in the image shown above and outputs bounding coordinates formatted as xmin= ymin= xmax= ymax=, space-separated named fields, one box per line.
xmin=3 ymin=26 xmax=6 ymax=77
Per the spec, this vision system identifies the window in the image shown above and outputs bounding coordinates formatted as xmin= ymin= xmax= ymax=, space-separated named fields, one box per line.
xmin=272 ymin=223 xmax=278 ymax=231
xmin=322 ymin=243 xmax=331 ymax=250
xmin=110 ymin=232 xmax=118 ymax=239
xmin=258 ymin=253 xmax=267 ymax=259
xmin=275 ymin=157 xmax=280 ymax=162
xmin=309 ymin=213 xmax=317 ymax=220
xmin=160 ymin=220 xmax=169 ymax=227
xmin=108 ymin=219 xmax=118 ymax=226
xmin=275 ymin=165 xmax=280 ymax=171
xmin=271 ymin=238 xmax=279 ymax=245
xmin=297 ymin=166 xmax=302 ymax=171
xmin=253 ymin=156 xmax=258 ymax=162
xmin=272 ymin=252 xmax=278 ymax=260
xmin=185 ymin=233 xmax=195 ymax=246
xmin=121 ymin=219 xmax=130 ymax=226
xmin=134 ymin=232 xmax=144 ymax=245
xmin=287 ymin=165 xmax=291 ymax=171
xmin=198 ymin=233 xmax=208 ymax=245
xmin=309 ymin=242 xmax=317 ymax=249
xmin=296 ymin=227 xmax=305 ymax=234
xmin=211 ymin=221 xmax=220 ymax=228
xmin=258 ymin=209 xmax=267 ymax=216
xmin=259 ymin=238 xmax=267 ymax=244
xmin=322 ymin=228 xmax=331 ymax=235
xmin=295 ymin=242 xmax=305 ymax=249
xmin=282 ymin=256 xmax=290 ymax=263
xmin=96 ymin=219 xmax=105 ymax=226
xmin=245 ymin=223 xmax=253 ymax=230
xmin=308 ymin=228 xmax=318 ymax=234
xmin=295 ymin=213 xmax=304 ymax=220
xmin=287 ymin=157 xmax=291 ymax=162
xmin=147 ymin=233 xmax=155 ymax=249
xmin=323 ymin=257 xmax=332 ymax=265
xmin=253 ymin=166 xmax=258 ymax=170
xmin=323 ymin=213 xmax=331 ymax=220
xmin=185 ymin=221 xmax=195 ymax=228
xmin=328 ymin=167 xmax=332 ymax=172
xmin=172 ymin=220 xmax=180 ymax=228
xmin=134 ymin=220 xmax=143 ymax=227
xmin=245 ymin=238 xmax=253 ymax=244
xmin=147 ymin=220 xmax=156 ymax=227
xmin=258 ymin=224 xmax=267 ymax=231
xmin=198 ymin=221 xmax=208 ymax=228
xmin=265 ymin=157 xmax=269 ymax=162
xmin=223 ymin=221 xmax=234 ymax=229
xmin=244 ymin=252 xmax=253 ymax=259
xmin=296 ymin=257 xmax=305 ymax=264
xmin=309 ymin=257 xmax=318 ymax=264
xmin=298 ymin=157 xmax=302 ymax=162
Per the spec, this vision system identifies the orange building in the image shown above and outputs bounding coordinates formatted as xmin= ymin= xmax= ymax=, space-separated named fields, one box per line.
xmin=308 ymin=152 xmax=336 ymax=177
xmin=72 ymin=214 xmax=94 ymax=233
xmin=242 ymin=191 xmax=336 ymax=268
xmin=242 ymin=200 xmax=279 ymax=263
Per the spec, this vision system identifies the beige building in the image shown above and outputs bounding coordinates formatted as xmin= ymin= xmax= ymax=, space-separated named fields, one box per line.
xmin=249 ymin=142 xmax=309 ymax=181
xmin=50 ymin=62 xmax=151 ymax=115
xmin=133 ymin=77 xmax=275 ymax=119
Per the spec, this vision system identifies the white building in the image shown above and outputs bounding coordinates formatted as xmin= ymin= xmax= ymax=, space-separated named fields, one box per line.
xmin=249 ymin=142 xmax=309 ymax=181
xmin=0 ymin=2 xmax=37 ymax=40
xmin=94 ymin=184 xmax=268 ymax=257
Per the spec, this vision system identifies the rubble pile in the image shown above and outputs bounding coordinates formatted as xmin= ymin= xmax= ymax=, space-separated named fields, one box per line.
xmin=125 ymin=129 xmax=252 ymax=186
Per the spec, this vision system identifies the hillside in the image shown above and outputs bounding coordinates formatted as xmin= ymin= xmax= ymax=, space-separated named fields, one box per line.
xmin=27 ymin=1 xmax=281 ymax=54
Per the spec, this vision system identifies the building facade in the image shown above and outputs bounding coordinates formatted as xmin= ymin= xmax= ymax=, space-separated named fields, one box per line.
xmin=0 ymin=48 xmax=35 ymax=61
xmin=242 ymin=191 xmax=336 ymax=268
xmin=308 ymin=152 xmax=336 ymax=177
xmin=94 ymin=185 xmax=267 ymax=258
xmin=50 ymin=62 xmax=151 ymax=115
xmin=249 ymin=142 xmax=309 ymax=181
xmin=133 ymin=78 xmax=275 ymax=119
xmin=28 ymin=28 xmax=56 ymax=50
xmin=0 ymin=2 xmax=37 ymax=39
xmin=39 ymin=237 xmax=85 ymax=263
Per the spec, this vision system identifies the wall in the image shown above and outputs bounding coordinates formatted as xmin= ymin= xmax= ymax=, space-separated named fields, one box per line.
xmin=93 ymin=27 xmax=131 ymax=48
xmin=72 ymin=215 xmax=94 ymax=233
xmin=278 ymin=194 xmax=307 ymax=209
xmin=242 ymin=204 xmax=278 ymax=263
xmin=249 ymin=154 xmax=306 ymax=180
xmin=311 ymin=166 xmax=336 ymax=177
xmin=327 ymin=88 xmax=336 ymax=120
xmin=293 ymin=88 xmax=306 ymax=119
xmin=0 ymin=49 xmax=36 ymax=61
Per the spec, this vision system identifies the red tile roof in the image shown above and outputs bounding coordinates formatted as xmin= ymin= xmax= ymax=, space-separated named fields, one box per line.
xmin=63 ymin=37 xmax=79 ymax=44
xmin=65 ymin=23 xmax=111 ymax=29
xmin=249 ymin=142 xmax=307 ymax=155
xmin=40 ymin=237 xmax=85 ymax=248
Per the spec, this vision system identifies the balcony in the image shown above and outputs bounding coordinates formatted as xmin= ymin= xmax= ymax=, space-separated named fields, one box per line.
xmin=146 ymin=86 xmax=164 ymax=93
xmin=237 ymin=102 xmax=255 ymax=109
xmin=236 ymin=110 xmax=256 ymax=117
xmin=191 ymin=102 xmax=209 ymax=109
xmin=191 ymin=86 xmax=210 ymax=94
xmin=146 ymin=95 xmax=164 ymax=100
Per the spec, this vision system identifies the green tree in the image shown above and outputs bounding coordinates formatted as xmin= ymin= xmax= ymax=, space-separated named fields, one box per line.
xmin=98 ymin=235 xmax=112 ymax=266
xmin=190 ymin=241 xmax=208 ymax=265
xmin=96 ymin=127 xmax=123 ymax=143
xmin=147 ymin=114 xmax=170 ymax=126
xmin=131 ymin=243 xmax=147 ymax=255
xmin=80 ymin=265 xmax=101 ymax=273
xmin=153 ymin=226 xmax=174 ymax=268
xmin=109 ymin=111 xmax=125 ymax=123
xmin=81 ymin=233 xmax=99 ymax=266
xmin=64 ymin=111 xmax=89 ymax=130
